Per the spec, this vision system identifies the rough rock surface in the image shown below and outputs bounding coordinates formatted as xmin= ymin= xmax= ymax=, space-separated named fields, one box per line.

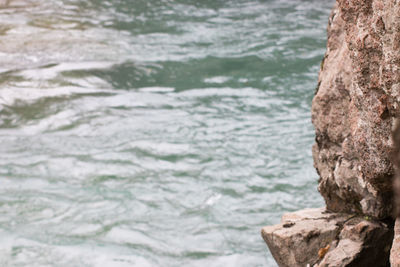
xmin=261 ymin=208 xmax=393 ymax=267
xmin=262 ymin=208 xmax=346 ymax=267
xmin=263 ymin=0 xmax=400 ymax=266
xmin=391 ymin=219 xmax=400 ymax=267
xmin=312 ymin=0 xmax=400 ymax=219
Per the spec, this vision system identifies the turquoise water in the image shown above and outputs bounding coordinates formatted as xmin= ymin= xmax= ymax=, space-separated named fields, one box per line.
xmin=0 ymin=0 xmax=333 ymax=266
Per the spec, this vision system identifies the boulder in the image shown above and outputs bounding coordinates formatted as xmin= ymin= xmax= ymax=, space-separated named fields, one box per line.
xmin=317 ymin=217 xmax=392 ymax=267
xmin=261 ymin=208 xmax=393 ymax=267
xmin=312 ymin=0 xmax=400 ymax=219
xmin=263 ymin=0 xmax=400 ymax=265
xmin=262 ymin=208 xmax=346 ymax=267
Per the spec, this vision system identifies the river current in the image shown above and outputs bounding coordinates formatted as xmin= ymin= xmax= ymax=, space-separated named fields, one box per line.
xmin=0 ymin=0 xmax=333 ymax=266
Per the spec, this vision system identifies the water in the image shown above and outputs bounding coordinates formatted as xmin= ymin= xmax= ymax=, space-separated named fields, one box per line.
xmin=0 ymin=0 xmax=333 ymax=266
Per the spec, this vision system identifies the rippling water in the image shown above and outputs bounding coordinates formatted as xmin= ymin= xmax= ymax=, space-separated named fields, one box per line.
xmin=0 ymin=0 xmax=333 ymax=266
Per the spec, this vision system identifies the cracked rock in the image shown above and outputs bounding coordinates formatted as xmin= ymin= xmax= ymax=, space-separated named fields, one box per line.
xmin=261 ymin=208 xmax=393 ymax=267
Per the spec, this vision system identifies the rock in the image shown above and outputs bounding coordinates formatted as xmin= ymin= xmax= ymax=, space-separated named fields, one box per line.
xmin=312 ymin=0 xmax=400 ymax=219
xmin=262 ymin=208 xmax=347 ymax=267
xmin=391 ymin=121 xmax=400 ymax=266
xmin=263 ymin=0 xmax=400 ymax=265
xmin=317 ymin=217 xmax=393 ymax=267
xmin=261 ymin=208 xmax=393 ymax=267
xmin=391 ymin=219 xmax=400 ymax=267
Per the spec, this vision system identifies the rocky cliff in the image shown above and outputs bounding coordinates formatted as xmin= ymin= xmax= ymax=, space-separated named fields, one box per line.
xmin=314 ymin=0 xmax=400 ymax=220
xmin=262 ymin=0 xmax=400 ymax=266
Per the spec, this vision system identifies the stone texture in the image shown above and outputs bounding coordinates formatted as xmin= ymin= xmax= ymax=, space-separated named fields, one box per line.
xmin=262 ymin=208 xmax=348 ymax=267
xmin=263 ymin=0 xmax=400 ymax=266
xmin=391 ymin=218 xmax=400 ymax=267
xmin=312 ymin=0 xmax=400 ymax=219
xmin=263 ymin=0 xmax=400 ymax=265
xmin=317 ymin=217 xmax=393 ymax=267
xmin=261 ymin=208 xmax=393 ymax=267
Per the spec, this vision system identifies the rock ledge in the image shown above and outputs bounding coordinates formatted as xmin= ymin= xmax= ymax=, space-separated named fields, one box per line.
xmin=262 ymin=208 xmax=393 ymax=267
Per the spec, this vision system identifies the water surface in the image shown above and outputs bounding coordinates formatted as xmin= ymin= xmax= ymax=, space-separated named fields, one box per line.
xmin=0 ymin=0 xmax=333 ymax=266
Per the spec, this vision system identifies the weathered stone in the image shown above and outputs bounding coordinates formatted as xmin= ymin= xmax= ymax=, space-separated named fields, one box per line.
xmin=390 ymin=218 xmax=400 ymax=267
xmin=262 ymin=208 xmax=347 ymax=267
xmin=263 ymin=0 xmax=400 ymax=265
xmin=261 ymin=208 xmax=393 ymax=267
xmin=312 ymin=0 xmax=400 ymax=219
xmin=317 ymin=218 xmax=393 ymax=267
